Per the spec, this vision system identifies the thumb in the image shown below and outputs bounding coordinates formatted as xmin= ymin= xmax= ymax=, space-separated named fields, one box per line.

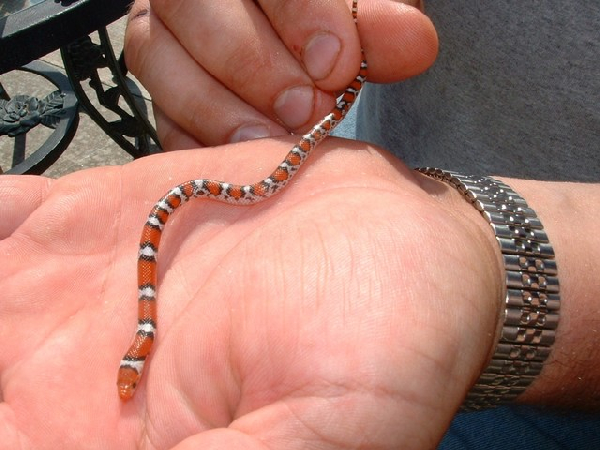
xmin=168 ymin=392 xmax=453 ymax=450
xmin=168 ymin=428 xmax=266 ymax=450
xmin=361 ymin=0 xmax=438 ymax=82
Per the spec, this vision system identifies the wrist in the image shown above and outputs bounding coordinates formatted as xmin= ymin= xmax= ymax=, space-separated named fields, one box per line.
xmin=417 ymin=169 xmax=566 ymax=410
xmin=500 ymin=180 xmax=600 ymax=409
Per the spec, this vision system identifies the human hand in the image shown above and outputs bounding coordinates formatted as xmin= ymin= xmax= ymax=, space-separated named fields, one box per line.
xmin=124 ymin=0 xmax=438 ymax=149
xmin=0 ymin=138 xmax=501 ymax=449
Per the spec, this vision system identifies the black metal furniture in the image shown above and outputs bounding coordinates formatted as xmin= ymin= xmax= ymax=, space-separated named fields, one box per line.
xmin=0 ymin=0 xmax=161 ymax=175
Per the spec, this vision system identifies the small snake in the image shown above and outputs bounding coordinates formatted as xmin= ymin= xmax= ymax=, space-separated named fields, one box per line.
xmin=117 ymin=0 xmax=367 ymax=400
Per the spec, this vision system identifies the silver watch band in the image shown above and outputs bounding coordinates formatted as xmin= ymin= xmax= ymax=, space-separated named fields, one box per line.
xmin=416 ymin=168 xmax=560 ymax=411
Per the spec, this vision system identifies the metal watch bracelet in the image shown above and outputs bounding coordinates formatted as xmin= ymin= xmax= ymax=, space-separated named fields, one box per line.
xmin=416 ymin=167 xmax=560 ymax=411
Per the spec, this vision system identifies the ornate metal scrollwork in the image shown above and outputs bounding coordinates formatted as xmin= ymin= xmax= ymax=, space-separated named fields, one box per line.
xmin=0 ymin=90 xmax=65 ymax=137
xmin=61 ymin=29 xmax=161 ymax=158
xmin=65 ymin=36 xmax=106 ymax=81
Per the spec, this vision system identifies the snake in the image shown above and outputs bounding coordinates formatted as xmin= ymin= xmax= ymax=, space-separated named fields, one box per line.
xmin=117 ymin=0 xmax=367 ymax=401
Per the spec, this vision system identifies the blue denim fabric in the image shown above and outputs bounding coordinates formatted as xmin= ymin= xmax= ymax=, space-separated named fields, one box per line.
xmin=440 ymin=406 xmax=600 ymax=450
xmin=331 ymin=98 xmax=358 ymax=140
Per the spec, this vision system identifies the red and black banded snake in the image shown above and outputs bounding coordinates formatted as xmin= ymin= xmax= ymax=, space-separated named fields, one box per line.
xmin=117 ymin=0 xmax=368 ymax=401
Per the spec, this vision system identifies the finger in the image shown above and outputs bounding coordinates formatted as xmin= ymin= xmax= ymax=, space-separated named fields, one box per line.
xmin=0 ymin=175 xmax=51 ymax=240
xmin=126 ymin=0 xmax=288 ymax=146
xmin=148 ymin=0 xmax=342 ymax=134
xmin=256 ymin=0 xmax=362 ymax=91
xmin=153 ymin=103 xmax=205 ymax=151
xmin=399 ymin=0 xmax=425 ymax=12
xmin=360 ymin=0 xmax=438 ymax=82
xmin=127 ymin=0 xmax=436 ymax=147
xmin=227 ymin=0 xmax=436 ymax=87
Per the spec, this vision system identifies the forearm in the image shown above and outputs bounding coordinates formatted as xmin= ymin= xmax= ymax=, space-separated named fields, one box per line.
xmin=499 ymin=179 xmax=600 ymax=409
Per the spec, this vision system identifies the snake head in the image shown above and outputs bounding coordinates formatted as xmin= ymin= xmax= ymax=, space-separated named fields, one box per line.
xmin=117 ymin=364 xmax=142 ymax=401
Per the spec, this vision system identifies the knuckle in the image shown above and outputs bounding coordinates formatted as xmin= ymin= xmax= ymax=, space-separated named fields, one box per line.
xmin=223 ymin=43 xmax=276 ymax=93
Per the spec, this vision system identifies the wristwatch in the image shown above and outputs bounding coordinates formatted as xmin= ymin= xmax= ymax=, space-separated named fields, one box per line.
xmin=416 ymin=167 xmax=560 ymax=411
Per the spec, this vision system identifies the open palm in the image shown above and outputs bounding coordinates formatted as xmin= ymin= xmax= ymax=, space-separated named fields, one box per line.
xmin=0 ymin=138 xmax=499 ymax=449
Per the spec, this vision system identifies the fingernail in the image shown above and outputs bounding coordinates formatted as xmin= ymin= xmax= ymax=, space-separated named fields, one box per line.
xmin=229 ymin=123 xmax=272 ymax=143
xmin=273 ymin=86 xmax=314 ymax=130
xmin=303 ymin=32 xmax=341 ymax=80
